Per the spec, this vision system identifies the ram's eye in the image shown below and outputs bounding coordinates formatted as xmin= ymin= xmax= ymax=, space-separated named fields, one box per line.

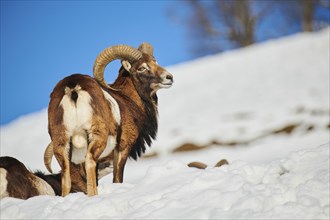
xmin=137 ymin=67 xmax=147 ymax=72
xmin=137 ymin=63 xmax=149 ymax=73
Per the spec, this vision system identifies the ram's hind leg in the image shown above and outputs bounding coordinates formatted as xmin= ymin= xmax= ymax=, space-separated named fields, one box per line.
xmin=85 ymin=151 xmax=98 ymax=196
xmin=86 ymin=125 xmax=108 ymax=196
xmin=53 ymin=140 xmax=71 ymax=196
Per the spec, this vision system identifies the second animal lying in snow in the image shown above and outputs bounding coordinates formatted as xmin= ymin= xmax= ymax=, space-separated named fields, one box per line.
xmin=0 ymin=155 xmax=113 ymax=199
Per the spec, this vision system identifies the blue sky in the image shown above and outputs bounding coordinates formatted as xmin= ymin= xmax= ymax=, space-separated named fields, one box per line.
xmin=1 ymin=1 xmax=190 ymax=125
xmin=1 ymin=1 xmax=329 ymax=125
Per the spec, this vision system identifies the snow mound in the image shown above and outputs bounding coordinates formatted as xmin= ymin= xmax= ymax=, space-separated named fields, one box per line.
xmin=1 ymin=143 xmax=329 ymax=219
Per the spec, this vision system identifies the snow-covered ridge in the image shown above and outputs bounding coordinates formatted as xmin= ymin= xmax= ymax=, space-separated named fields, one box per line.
xmin=1 ymin=28 xmax=329 ymax=219
xmin=1 ymin=143 xmax=329 ymax=219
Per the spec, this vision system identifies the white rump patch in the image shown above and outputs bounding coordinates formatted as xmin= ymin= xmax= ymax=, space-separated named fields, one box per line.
xmin=102 ymin=89 xmax=121 ymax=125
xmin=60 ymin=85 xmax=93 ymax=164
xmin=60 ymin=86 xmax=118 ymax=165
xmin=0 ymin=168 xmax=9 ymax=199
xmin=60 ymin=86 xmax=93 ymax=137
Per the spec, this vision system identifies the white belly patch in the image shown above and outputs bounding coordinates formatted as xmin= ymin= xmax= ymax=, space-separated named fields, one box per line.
xmin=0 ymin=168 xmax=9 ymax=199
xmin=71 ymin=135 xmax=117 ymax=164
xmin=35 ymin=176 xmax=55 ymax=196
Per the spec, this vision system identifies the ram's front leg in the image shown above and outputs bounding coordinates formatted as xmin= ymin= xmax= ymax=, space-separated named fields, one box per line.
xmin=113 ymin=146 xmax=130 ymax=183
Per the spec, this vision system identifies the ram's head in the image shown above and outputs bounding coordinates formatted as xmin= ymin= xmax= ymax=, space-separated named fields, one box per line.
xmin=93 ymin=42 xmax=173 ymax=93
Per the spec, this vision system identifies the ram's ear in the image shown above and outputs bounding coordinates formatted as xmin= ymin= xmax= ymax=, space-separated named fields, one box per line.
xmin=121 ymin=60 xmax=132 ymax=72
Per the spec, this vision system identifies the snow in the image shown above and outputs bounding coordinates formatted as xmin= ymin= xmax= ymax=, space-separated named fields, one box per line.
xmin=1 ymin=28 xmax=329 ymax=219
xmin=1 ymin=144 xmax=329 ymax=219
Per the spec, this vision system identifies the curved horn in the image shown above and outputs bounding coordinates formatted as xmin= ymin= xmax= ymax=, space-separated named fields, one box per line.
xmin=138 ymin=42 xmax=154 ymax=55
xmin=93 ymin=44 xmax=142 ymax=89
xmin=44 ymin=143 xmax=54 ymax=173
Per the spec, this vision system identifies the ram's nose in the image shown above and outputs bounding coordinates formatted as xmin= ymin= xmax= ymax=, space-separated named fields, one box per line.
xmin=166 ymin=73 xmax=174 ymax=83
xmin=161 ymin=72 xmax=174 ymax=88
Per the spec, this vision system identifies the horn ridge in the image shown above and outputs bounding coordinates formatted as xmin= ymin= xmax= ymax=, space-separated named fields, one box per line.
xmin=93 ymin=44 xmax=142 ymax=89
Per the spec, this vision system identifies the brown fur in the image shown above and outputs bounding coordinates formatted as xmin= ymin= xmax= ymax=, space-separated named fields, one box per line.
xmin=106 ymin=53 xmax=169 ymax=183
xmin=0 ymin=156 xmax=113 ymax=199
xmin=1 ymin=156 xmax=41 ymax=199
xmin=48 ymin=46 xmax=173 ymax=196
xmin=49 ymin=74 xmax=118 ymax=196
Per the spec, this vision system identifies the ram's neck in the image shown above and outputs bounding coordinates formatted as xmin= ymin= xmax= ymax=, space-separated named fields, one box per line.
xmin=112 ymin=69 xmax=158 ymax=111
xmin=111 ymin=69 xmax=159 ymax=160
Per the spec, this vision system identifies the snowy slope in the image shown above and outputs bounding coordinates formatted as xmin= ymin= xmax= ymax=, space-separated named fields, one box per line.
xmin=1 ymin=143 xmax=329 ymax=219
xmin=155 ymin=27 xmax=329 ymax=153
xmin=1 ymin=28 xmax=329 ymax=219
